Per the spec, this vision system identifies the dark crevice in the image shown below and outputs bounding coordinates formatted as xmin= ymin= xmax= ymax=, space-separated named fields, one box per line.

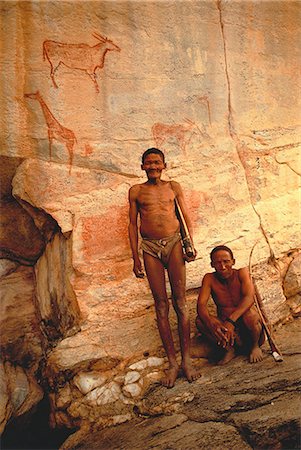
xmin=1 ymin=396 xmax=76 ymax=450
xmin=238 ymin=420 xmax=301 ymax=449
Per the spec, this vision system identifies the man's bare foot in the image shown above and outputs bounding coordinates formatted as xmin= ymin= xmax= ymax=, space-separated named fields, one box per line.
xmin=249 ymin=346 xmax=263 ymax=363
xmin=181 ymin=361 xmax=202 ymax=383
xmin=218 ymin=347 xmax=236 ymax=365
xmin=161 ymin=364 xmax=179 ymax=388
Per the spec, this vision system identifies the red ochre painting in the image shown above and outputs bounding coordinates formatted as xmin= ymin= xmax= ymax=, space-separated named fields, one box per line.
xmin=81 ymin=205 xmax=129 ymax=262
xmin=185 ymin=189 xmax=203 ymax=226
xmin=24 ymin=91 xmax=76 ymax=173
xmin=43 ymin=33 xmax=121 ymax=93
xmin=152 ymin=119 xmax=205 ymax=156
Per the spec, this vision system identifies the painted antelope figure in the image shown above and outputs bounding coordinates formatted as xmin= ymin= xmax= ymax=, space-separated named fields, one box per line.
xmin=43 ymin=33 xmax=121 ymax=92
xmin=24 ymin=91 xmax=77 ymax=173
xmin=151 ymin=118 xmax=206 ymax=156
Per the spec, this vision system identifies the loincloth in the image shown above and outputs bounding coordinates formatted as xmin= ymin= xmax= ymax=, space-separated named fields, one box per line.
xmin=141 ymin=231 xmax=181 ymax=267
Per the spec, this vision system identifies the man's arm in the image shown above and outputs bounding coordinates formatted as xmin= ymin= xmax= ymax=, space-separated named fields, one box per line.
xmin=197 ymin=274 xmax=228 ymax=343
xmin=128 ymin=186 xmax=144 ymax=278
xmin=223 ymin=267 xmax=255 ymax=346
xmin=228 ymin=267 xmax=255 ymax=322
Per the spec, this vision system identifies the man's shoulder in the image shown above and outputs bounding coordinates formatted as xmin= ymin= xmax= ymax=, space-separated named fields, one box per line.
xmin=169 ymin=180 xmax=180 ymax=189
xmin=237 ymin=267 xmax=249 ymax=276
xmin=129 ymin=183 xmax=144 ymax=200
xmin=237 ymin=267 xmax=251 ymax=281
xmin=169 ymin=180 xmax=181 ymax=195
xmin=129 ymin=183 xmax=144 ymax=193
xmin=203 ymin=272 xmax=214 ymax=283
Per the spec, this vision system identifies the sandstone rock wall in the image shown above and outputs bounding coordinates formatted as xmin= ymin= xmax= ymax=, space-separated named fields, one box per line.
xmin=1 ymin=0 xmax=300 ymax=434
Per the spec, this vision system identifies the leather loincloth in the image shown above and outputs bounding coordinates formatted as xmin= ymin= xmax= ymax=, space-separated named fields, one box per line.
xmin=141 ymin=231 xmax=181 ymax=267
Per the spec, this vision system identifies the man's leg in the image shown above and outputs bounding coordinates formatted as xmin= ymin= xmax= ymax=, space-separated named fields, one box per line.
xmin=143 ymin=252 xmax=179 ymax=388
xmin=167 ymin=242 xmax=201 ymax=382
xmin=193 ymin=316 xmax=220 ymax=358
xmin=242 ymin=307 xmax=265 ymax=363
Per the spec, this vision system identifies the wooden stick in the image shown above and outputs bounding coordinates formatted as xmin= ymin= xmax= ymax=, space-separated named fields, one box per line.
xmin=249 ymin=242 xmax=283 ymax=362
xmin=174 ymin=198 xmax=196 ymax=258
xmin=253 ymin=280 xmax=283 ymax=362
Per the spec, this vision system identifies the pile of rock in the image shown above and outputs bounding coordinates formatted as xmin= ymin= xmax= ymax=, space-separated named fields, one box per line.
xmin=49 ymin=356 xmax=165 ymax=429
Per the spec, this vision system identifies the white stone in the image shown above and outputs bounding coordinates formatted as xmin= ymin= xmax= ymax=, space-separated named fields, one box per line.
xmin=112 ymin=413 xmax=132 ymax=425
xmin=114 ymin=375 xmax=125 ymax=384
xmin=85 ymin=388 xmax=101 ymax=404
xmin=122 ymin=383 xmax=142 ymax=398
xmin=124 ymin=371 xmax=140 ymax=385
xmin=147 ymin=357 xmax=165 ymax=368
xmin=73 ymin=372 xmax=107 ymax=395
xmin=96 ymin=382 xmax=121 ymax=405
xmin=145 ymin=372 xmax=162 ymax=383
xmin=129 ymin=360 xmax=148 ymax=371
xmin=120 ymin=394 xmax=135 ymax=405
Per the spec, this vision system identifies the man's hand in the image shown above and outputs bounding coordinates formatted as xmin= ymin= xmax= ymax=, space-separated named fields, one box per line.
xmin=184 ymin=249 xmax=197 ymax=263
xmin=223 ymin=321 xmax=235 ymax=347
xmin=208 ymin=317 xmax=228 ymax=346
xmin=133 ymin=259 xmax=145 ymax=278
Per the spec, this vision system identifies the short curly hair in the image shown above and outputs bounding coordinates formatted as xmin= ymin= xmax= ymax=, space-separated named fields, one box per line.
xmin=210 ymin=245 xmax=234 ymax=261
xmin=142 ymin=148 xmax=165 ymax=164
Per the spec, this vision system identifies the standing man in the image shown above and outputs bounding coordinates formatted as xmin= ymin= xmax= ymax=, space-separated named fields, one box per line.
xmin=128 ymin=148 xmax=200 ymax=388
xmin=195 ymin=245 xmax=264 ymax=364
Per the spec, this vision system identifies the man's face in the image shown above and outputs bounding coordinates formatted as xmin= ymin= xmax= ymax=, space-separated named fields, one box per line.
xmin=211 ymin=250 xmax=235 ymax=279
xmin=141 ymin=153 xmax=166 ymax=179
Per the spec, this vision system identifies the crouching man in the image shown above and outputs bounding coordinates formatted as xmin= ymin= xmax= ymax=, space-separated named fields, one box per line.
xmin=195 ymin=245 xmax=264 ymax=364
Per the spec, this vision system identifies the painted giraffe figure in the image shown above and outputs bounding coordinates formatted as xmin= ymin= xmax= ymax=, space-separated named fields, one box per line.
xmin=24 ymin=91 xmax=76 ymax=173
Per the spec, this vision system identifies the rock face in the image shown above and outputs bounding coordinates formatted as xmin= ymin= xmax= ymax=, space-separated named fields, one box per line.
xmin=0 ymin=0 xmax=300 ymax=439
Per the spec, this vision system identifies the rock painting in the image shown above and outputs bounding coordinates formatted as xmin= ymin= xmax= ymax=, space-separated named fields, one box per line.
xmin=151 ymin=119 xmax=206 ymax=155
xmin=198 ymin=95 xmax=212 ymax=126
xmin=43 ymin=33 xmax=121 ymax=92
xmin=24 ymin=91 xmax=76 ymax=173
xmin=81 ymin=205 xmax=129 ymax=261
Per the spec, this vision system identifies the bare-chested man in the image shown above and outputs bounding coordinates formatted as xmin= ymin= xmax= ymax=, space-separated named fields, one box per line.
xmin=128 ymin=148 xmax=201 ymax=388
xmin=195 ymin=245 xmax=264 ymax=364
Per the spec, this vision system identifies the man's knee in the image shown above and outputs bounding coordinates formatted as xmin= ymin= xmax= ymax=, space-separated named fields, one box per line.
xmin=242 ymin=309 xmax=263 ymax=336
xmin=172 ymin=295 xmax=187 ymax=317
xmin=242 ymin=308 xmax=260 ymax=326
xmin=154 ymin=296 xmax=169 ymax=318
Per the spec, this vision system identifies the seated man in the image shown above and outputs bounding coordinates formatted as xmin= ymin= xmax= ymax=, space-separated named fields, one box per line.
xmin=194 ymin=245 xmax=264 ymax=364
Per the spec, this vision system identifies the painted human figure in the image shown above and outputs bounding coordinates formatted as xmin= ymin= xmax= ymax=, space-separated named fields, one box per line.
xmin=128 ymin=148 xmax=201 ymax=387
xmin=194 ymin=245 xmax=264 ymax=364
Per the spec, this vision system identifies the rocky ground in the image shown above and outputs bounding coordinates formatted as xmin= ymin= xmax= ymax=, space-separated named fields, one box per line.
xmin=63 ymin=317 xmax=301 ymax=450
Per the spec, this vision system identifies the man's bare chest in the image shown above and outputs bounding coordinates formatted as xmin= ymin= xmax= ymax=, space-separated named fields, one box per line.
xmin=137 ymin=186 xmax=175 ymax=209
xmin=211 ymin=278 xmax=242 ymax=306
